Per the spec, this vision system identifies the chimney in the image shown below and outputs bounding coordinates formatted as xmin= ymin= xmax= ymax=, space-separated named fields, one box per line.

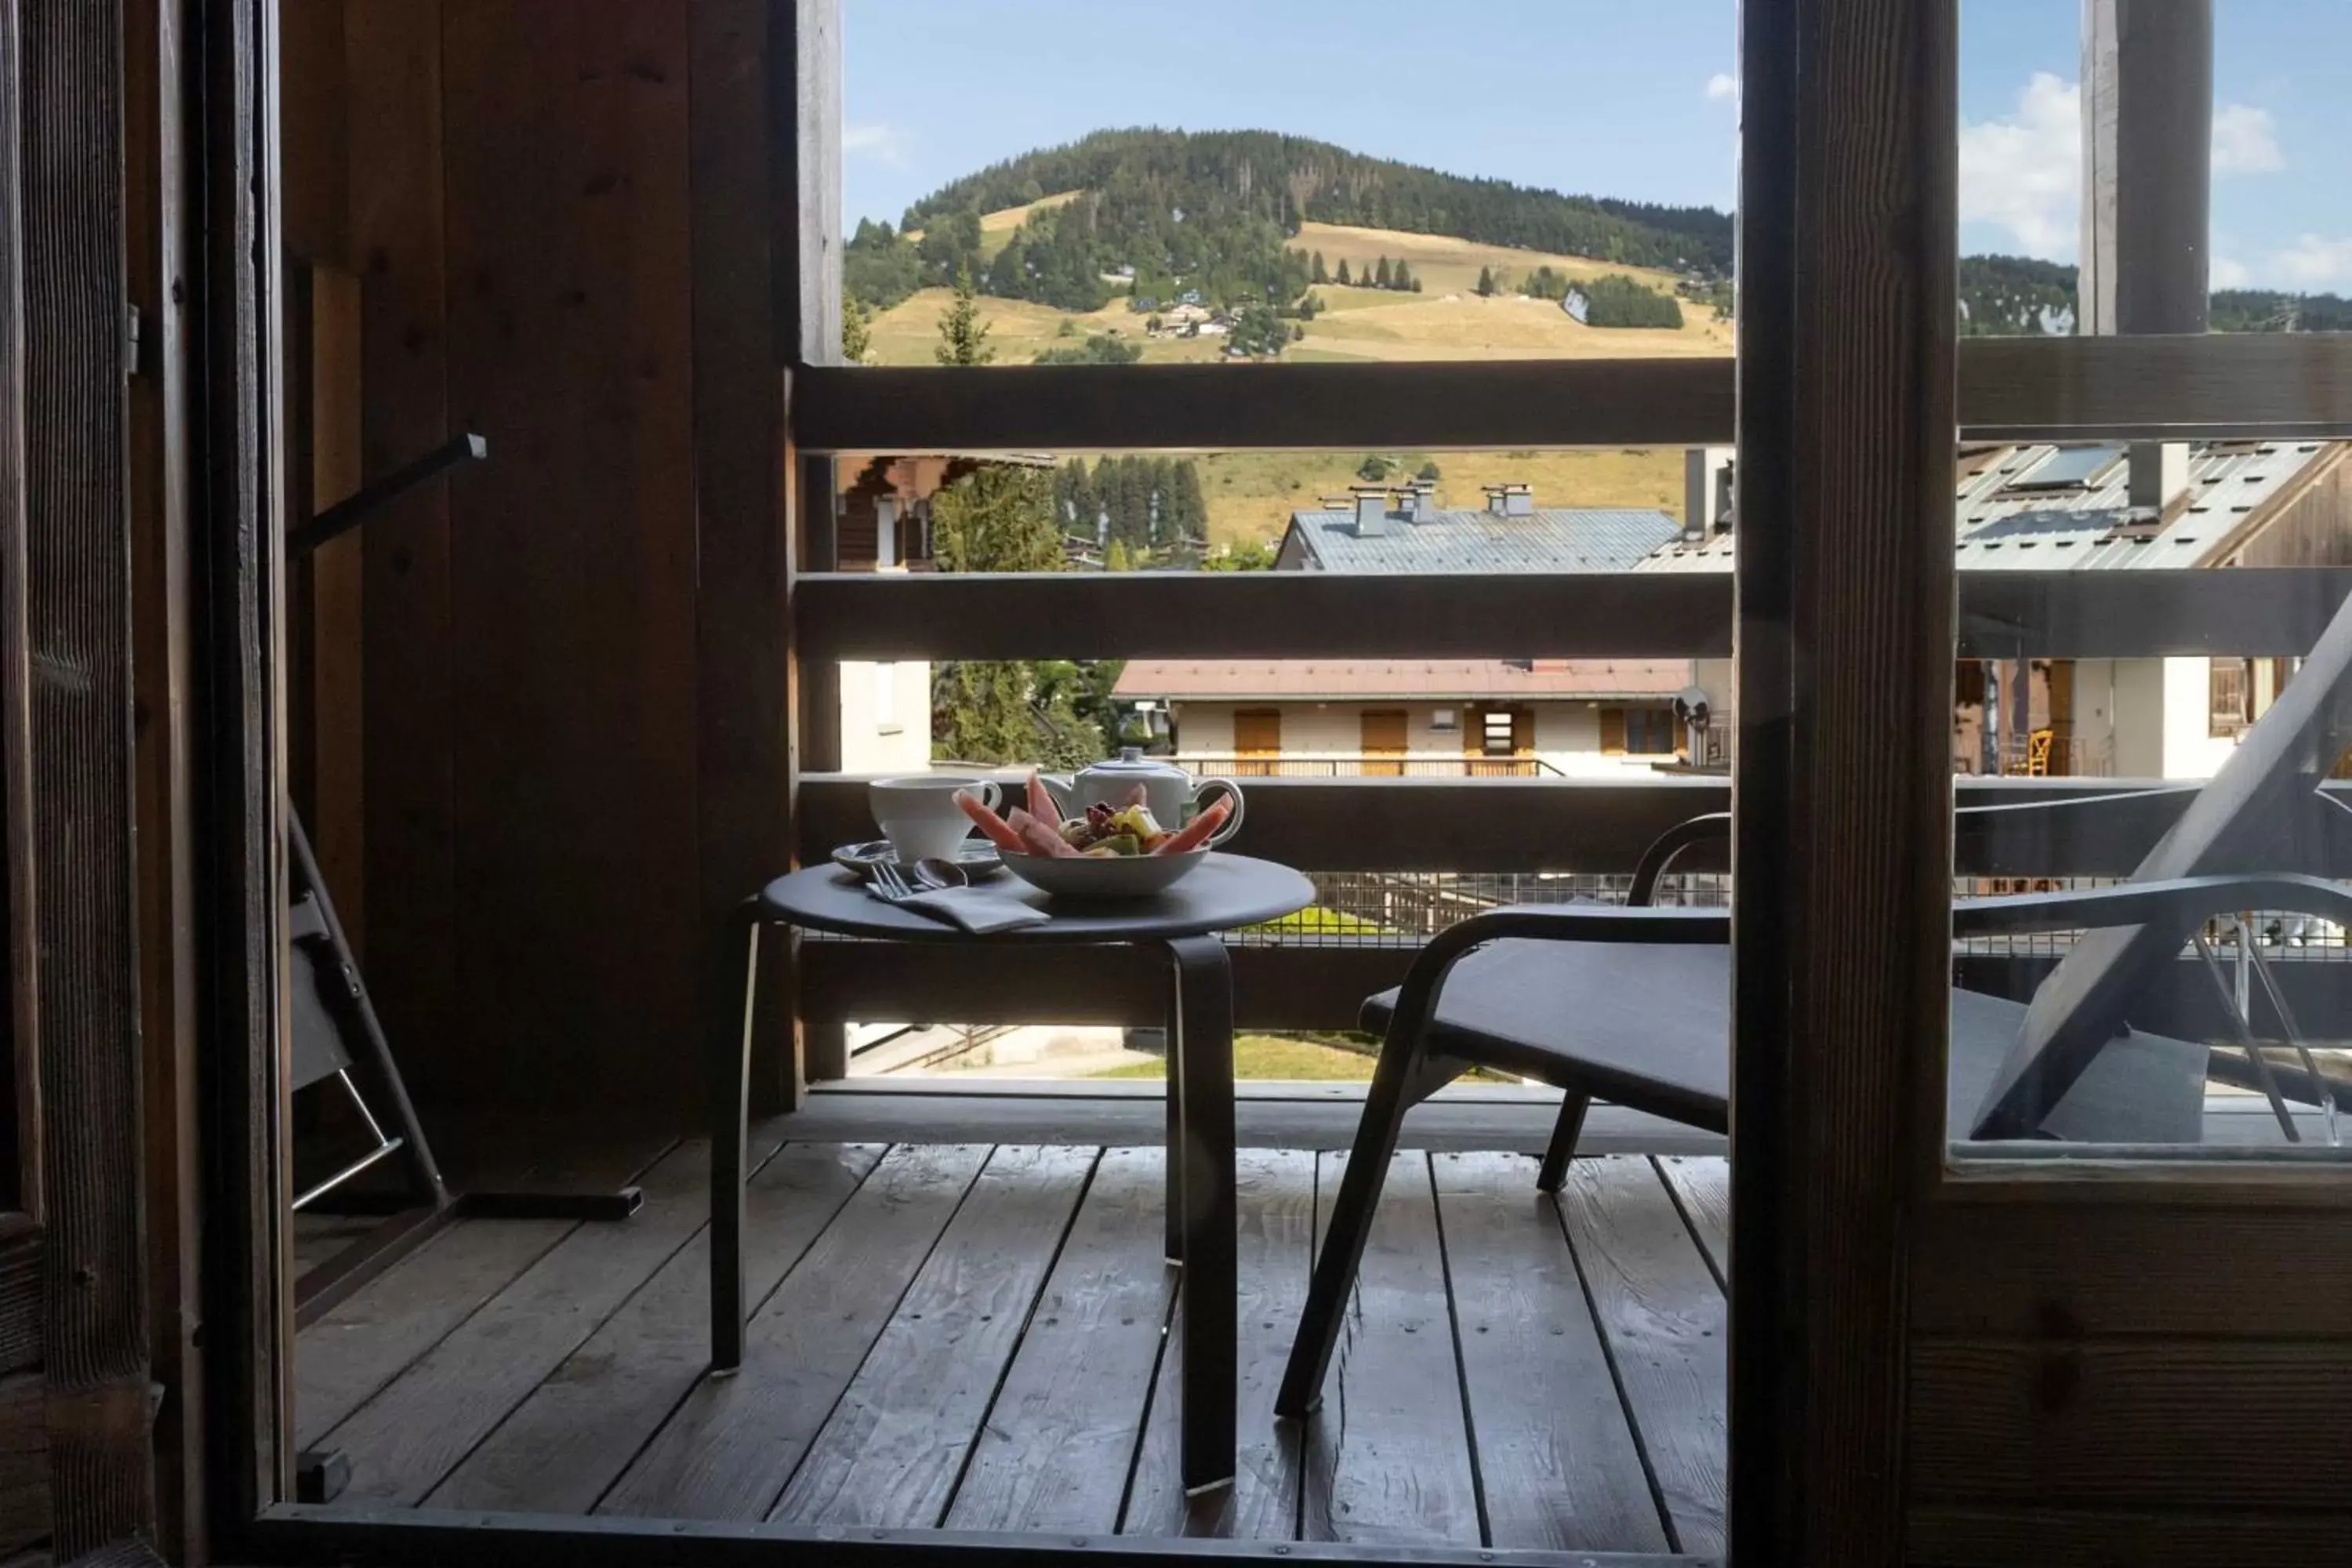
xmin=1683 ymin=446 xmax=1736 ymax=539
xmin=1483 ymin=483 xmax=1534 ymax=517
xmin=1352 ymin=485 xmax=1392 ymax=537
xmin=1405 ymin=481 xmax=1439 ymax=523
xmin=2081 ymin=0 xmax=2209 ymax=514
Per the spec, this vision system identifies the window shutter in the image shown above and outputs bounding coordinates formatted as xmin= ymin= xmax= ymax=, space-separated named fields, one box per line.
xmin=1600 ymin=707 xmax=1627 ymax=755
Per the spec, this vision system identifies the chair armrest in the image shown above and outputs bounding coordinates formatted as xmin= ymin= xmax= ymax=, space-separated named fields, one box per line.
xmin=1952 ymin=872 xmax=2352 ymax=937
xmin=1629 ymin=813 xmax=1732 ymax=906
xmin=1379 ymin=904 xmax=1729 ymax=1064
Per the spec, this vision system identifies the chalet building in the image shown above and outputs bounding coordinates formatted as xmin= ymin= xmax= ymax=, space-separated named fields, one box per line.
xmin=1646 ymin=437 xmax=2352 ymax=776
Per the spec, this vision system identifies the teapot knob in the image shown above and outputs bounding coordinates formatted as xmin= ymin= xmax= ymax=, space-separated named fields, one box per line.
xmin=1117 ymin=745 xmax=1143 ymax=762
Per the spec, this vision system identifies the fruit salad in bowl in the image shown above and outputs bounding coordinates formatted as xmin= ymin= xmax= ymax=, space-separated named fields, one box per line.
xmin=952 ymin=772 xmax=1234 ymax=898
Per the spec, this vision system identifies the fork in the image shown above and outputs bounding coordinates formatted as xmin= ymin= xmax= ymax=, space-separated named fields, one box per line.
xmin=867 ymin=861 xmax=922 ymax=904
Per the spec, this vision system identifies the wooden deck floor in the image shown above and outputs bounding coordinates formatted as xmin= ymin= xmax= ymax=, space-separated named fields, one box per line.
xmin=296 ymin=1135 xmax=1728 ymax=1556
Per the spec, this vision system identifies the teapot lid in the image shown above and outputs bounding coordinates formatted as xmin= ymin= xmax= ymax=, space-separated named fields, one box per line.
xmin=1083 ymin=746 xmax=1183 ymax=775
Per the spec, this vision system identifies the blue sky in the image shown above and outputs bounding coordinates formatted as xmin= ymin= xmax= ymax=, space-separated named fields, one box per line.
xmin=844 ymin=0 xmax=2351 ymax=292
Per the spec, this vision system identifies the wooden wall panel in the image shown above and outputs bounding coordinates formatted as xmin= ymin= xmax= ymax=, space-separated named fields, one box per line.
xmin=0 ymin=1374 xmax=45 ymax=1559
xmin=1912 ymin=1202 xmax=2352 ymax=1339
xmin=346 ymin=0 xmax=459 ymax=1090
xmin=1909 ymin=1338 xmax=2352 ymax=1512
xmin=1909 ymin=1504 xmax=2352 ymax=1568
xmin=431 ymin=0 xmax=699 ymax=1113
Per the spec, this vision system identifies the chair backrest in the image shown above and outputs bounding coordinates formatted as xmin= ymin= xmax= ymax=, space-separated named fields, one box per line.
xmin=1973 ymin=587 xmax=2352 ymax=1137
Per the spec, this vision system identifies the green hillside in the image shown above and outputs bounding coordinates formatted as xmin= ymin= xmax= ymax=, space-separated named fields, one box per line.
xmin=1955 ymin=253 xmax=2352 ymax=336
xmin=848 ymin=128 xmax=1733 ymax=317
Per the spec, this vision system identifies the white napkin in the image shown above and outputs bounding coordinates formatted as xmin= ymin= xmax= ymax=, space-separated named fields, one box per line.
xmin=890 ymin=884 xmax=1051 ymax=934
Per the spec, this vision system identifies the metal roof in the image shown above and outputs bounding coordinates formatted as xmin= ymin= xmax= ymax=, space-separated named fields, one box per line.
xmin=1639 ymin=440 xmax=2343 ymax=575
xmin=1284 ymin=506 xmax=1680 ymax=574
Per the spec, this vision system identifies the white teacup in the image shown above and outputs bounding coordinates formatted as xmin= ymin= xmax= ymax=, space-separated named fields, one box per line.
xmin=869 ymin=775 xmax=1003 ymax=865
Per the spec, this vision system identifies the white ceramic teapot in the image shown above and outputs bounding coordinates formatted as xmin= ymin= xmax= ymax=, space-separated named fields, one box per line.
xmin=1040 ymin=748 xmax=1246 ymax=847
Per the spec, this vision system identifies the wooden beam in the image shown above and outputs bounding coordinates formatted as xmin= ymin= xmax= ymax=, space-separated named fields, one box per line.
xmin=1732 ymin=2 xmax=1956 ymax=1565
xmin=796 ymin=566 xmax=2352 ymax=664
xmin=197 ymin=0 xmax=290 ymax=1526
xmin=22 ymin=0 xmax=167 ymax=1551
xmin=694 ymin=0 xmax=802 ymax=1113
xmin=800 ymin=773 xmax=2352 ymax=878
xmin=789 ymin=336 xmax=2352 ymax=453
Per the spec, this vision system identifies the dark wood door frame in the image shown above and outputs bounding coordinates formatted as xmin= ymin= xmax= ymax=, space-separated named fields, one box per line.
xmin=1732 ymin=0 xmax=1958 ymax=1563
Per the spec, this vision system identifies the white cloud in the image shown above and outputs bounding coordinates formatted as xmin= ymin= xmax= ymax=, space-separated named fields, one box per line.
xmin=2211 ymin=103 xmax=2285 ymax=174
xmin=2273 ymin=234 xmax=2352 ymax=289
xmin=1704 ymin=72 xmax=1737 ymax=103
xmin=2211 ymin=253 xmax=2250 ymax=289
xmin=1958 ymin=73 xmax=2082 ymax=260
xmin=843 ymin=122 xmax=911 ymax=166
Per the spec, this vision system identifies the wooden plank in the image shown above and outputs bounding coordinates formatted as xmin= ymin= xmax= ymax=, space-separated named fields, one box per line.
xmin=779 ymin=1092 xmax=1725 ymax=1160
xmin=564 ymin=0 xmax=701 ymax=1117
xmin=804 ymin=773 xmax=2348 ymax=882
xmin=303 ymin=265 xmax=367 ymax=954
xmin=20 ymin=0 xmax=155 ymax=1547
xmin=1301 ymin=1151 xmax=1480 ymax=1547
xmin=772 ymin=1145 xmax=1096 ymax=1529
xmin=795 ymin=359 xmax=1736 ymax=455
xmin=942 ymin=1147 xmax=1171 ymax=1534
xmin=0 ymin=1239 xmax=38 ymax=1375
xmin=320 ymin=1128 xmax=789 ymax=1503
xmin=295 ymin=1218 xmax=570 ymax=1446
xmin=1433 ymin=1152 xmax=1666 ymax=1554
xmin=0 ymin=1373 xmax=45 ymax=1557
xmin=1555 ymin=1156 xmax=1726 ymax=1557
xmin=1731 ymin=0 xmax=1956 ymax=1562
xmin=691 ymin=0 xmax=801 ymax=1119
xmin=1653 ymin=1156 xmax=1728 ymax=1288
xmin=1912 ymin=1200 xmax=2352 ymax=1338
xmin=795 ymin=337 xmax=2352 ymax=455
xmin=347 ymin=0 xmax=459 ymax=1096
xmin=1908 ymin=1338 xmax=2352 ymax=1510
xmin=799 ymin=572 xmax=1733 ymax=663
xmin=1907 ymin=1503 xmax=2352 ymax=1568
xmin=1121 ymin=1149 xmax=1315 ymax=1541
xmin=797 ymin=566 xmax=2352 ymax=666
xmin=597 ymin=1143 xmax=989 ymax=1520
xmin=424 ymin=1142 xmax=883 ymax=1514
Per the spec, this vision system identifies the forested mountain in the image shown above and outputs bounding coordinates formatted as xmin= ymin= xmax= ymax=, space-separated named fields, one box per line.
xmin=848 ymin=128 xmax=1733 ymax=314
xmin=1955 ymin=253 xmax=2352 ymax=336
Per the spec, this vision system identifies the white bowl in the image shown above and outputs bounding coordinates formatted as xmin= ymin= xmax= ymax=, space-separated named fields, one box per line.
xmin=995 ymin=848 xmax=1210 ymax=901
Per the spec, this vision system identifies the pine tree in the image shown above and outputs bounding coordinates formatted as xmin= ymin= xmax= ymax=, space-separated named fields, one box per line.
xmin=1410 ymin=275 xmax=1423 ymax=293
xmin=1171 ymin=459 xmax=1209 ymax=543
xmin=1311 ymin=251 xmax=1330 ymax=285
xmin=1104 ymin=539 xmax=1134 ymax=572
xmin=1375 ymin=256 xmax=1392 ymax=289
xmin=934 ymin=262 xmax=996 ymax=366
xmin=1335 ymin=258 xmax=1352 ymax=287
xmin=928 ymin=464 xmax=1073 ymax=766
xmin=841 ymin=291 xmax=874 ymax=364
xmin=1475 ymin=265 xmax=1495 ymax=297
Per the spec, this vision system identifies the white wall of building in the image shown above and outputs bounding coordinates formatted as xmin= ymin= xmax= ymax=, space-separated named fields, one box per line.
xmin=2158 ymin=655 xmax=2239 ymax=780
xmin=1167 ymin=699 xmax=1675 ymax=777
xmin=837 ymin=659 xmax=934 ymax=775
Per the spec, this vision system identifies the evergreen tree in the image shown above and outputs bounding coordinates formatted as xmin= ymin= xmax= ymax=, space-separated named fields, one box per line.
xmin=1416 ymin=460 xmax=1442 ymax=481
xmin=1335 ymin=258 xmax=1352 ymax=287
xmin=928 ymin=464 xmax=1084 ymax=766
xmin=1475 ymin=265 xmax=1495 ymax=297
xmin=934 ymin=263 xmax=996 ymax=365
xmin=841 ymin=291 xmax=873 ymax=364
xmin=1104 ymin=539 xmax=1134 ymax=572
xmin=1410 ymin=276 xmax=1423 ymax=293
xmin=1357 ymin=454 xmax=1390 ymax=482
xmin=1374 ymin=256 xmax=1392 ymax=289
xmin=1226 ymin=301 xmax=1290 ymax=358
xmin=1171 ymin=459 xmax=1209 ymax=543
xmin=1311 ymin=251 xmax=1330 ymax=285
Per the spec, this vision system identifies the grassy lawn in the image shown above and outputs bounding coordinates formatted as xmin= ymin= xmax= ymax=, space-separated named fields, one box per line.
xmin=1093 ymin=1033 xmax=1380 ymax=1081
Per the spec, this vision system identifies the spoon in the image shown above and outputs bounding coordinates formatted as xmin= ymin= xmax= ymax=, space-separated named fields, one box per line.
xmin=912 ymin=857 xmax=971 ymax=891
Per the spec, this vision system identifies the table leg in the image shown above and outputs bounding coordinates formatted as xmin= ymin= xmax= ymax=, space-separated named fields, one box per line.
xmin=710 ymin=921 xmax=759 ymax=1374
xmin=1164 ymin=987 xmax=1185 ymax=1265
xmin=1165 ymin=934 xmax=1236 ymax=1496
